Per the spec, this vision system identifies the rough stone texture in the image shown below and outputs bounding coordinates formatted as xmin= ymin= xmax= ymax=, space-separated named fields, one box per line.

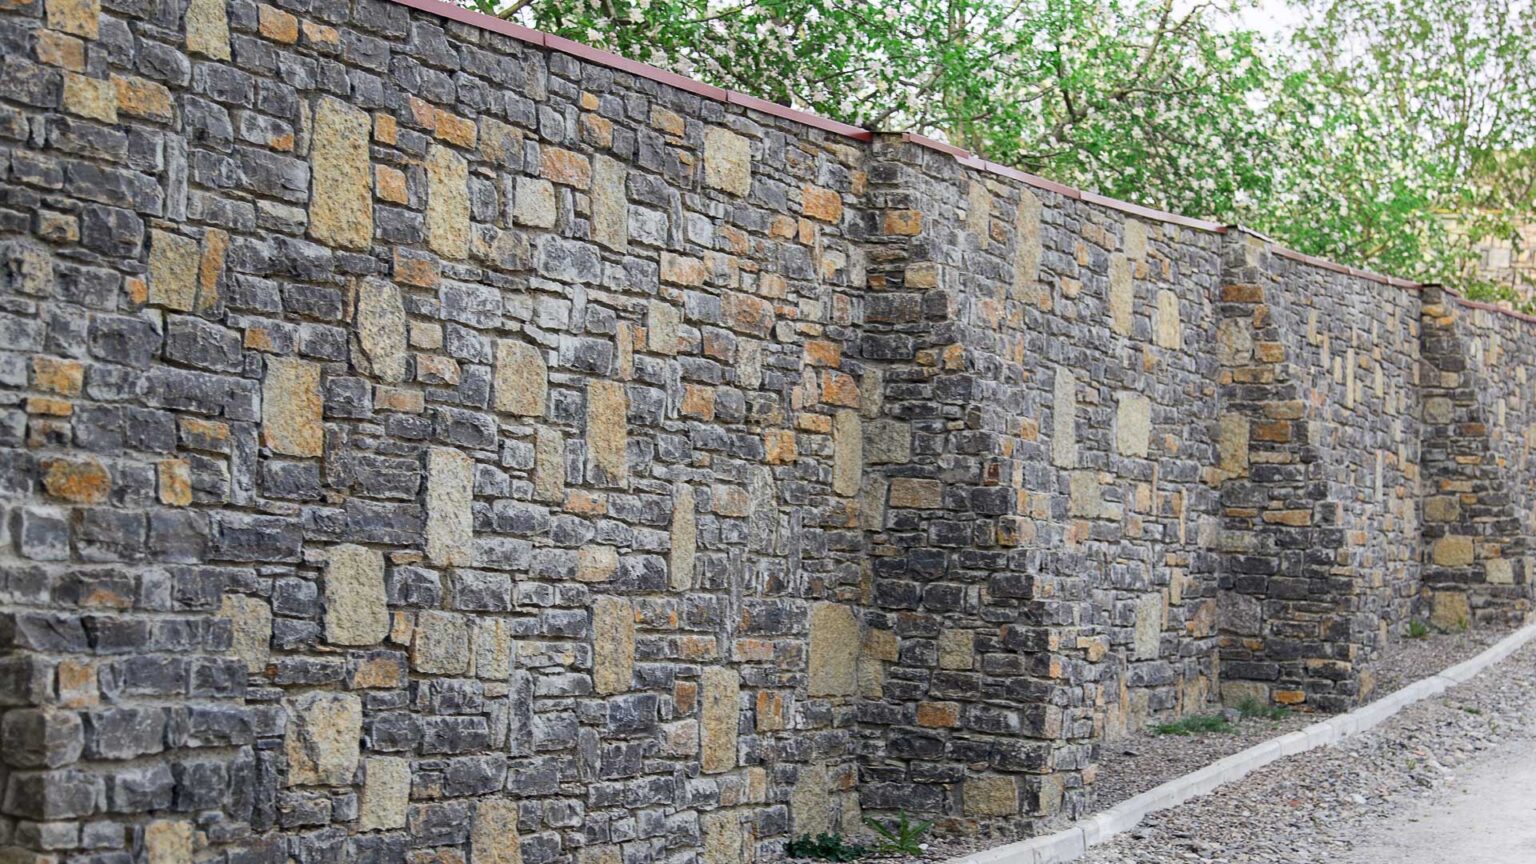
xmin=1 ymin=1 xmax=1532 ymax=859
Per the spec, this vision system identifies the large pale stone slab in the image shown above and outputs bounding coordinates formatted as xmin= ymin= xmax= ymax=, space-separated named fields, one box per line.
xmin=284 ymin=692 xmax=361 ymax=786
xmin=148 ymin=229 xmax=199 ymax=311
xmin=1432 ymin=535 xmax=1474 ymax=567
xmin=670 ymin=484 xmax=696 ymax=590
xmin=1014 ymin=190 xmax=1042 ymax=301
xmin=1217 ymin=412 xmax=1249 ymax=477
xmin=1052 ymin=367 xmax=1077 ymax=468
xmin=358 ymin=756 xmax=409 ymax=831
xmin=356 ymin=278 xmax=407 ymax=382
xmin=1108 ymin=253 xmax=1133 ymax=336
xmin=219 ymin=594 xmax=271 ymax=673
xmin=473 ymin=618 xmax=513 ymax=680
xmin=1155 ymin=289 xmax=1182 ymax=349
xmin=592 ymin=596 xmax=634 ymax=695
xmin=832 ymin=410 xmax=862 ymax=497
xmin=185 ymin=0 xmax=230 ymax=59
xmin=591 ymin=154 xmax=628 ymax=251
xmin=412 ymin=610 xmax=469 ymax=675
xmin=704 ymin=127 xmax=751 ymax=196
xmin=494 ymin=340 xmax=547 ymax=417
xmin=700 ymin=667 xmax=739 ymax=773
xmin=647 ymin=301 xmax=680 ymax=355
xmin=967 ymin=180 xmax=992 ymax=243
xmin=964 ymin=776 xmax=1018 ymax=817
xmin=45 ymin=0 xmax=99 ymax=39
xmin=701 ymin=810 xmax=743 ymax=864
xmin=144 ymin=820 xmax=192 ymax=864
xmin=534 ymin=428 xmax=565 ymax=502
xmin=1132 ymin=592 xmax=1163 ymax=660
xmin=1429 ymin=591 xmax=1470 ymax=630
xmin=808 ymin=602 xmax=859 ymax=696
xmin=586 ymin=380 xmax=628 ymax=486
xmin=426 ymin=447 xmax=473 ymax=567
xmin=426 ymin=144 xmax=470 ymax=259
xmin=323 ymin=544 xmax=389 ymax=646
xmin=937 ymin=630 xmax=973 ymax=670
xmin=262 ymin=356 xmax=323 ymax=458
xmin=1116 ymin=391 xmax=1151 ymax=458
xmin=471 ymin=798 xmax=521 ymax=864
xmin=309 ymin=98 xmax=373 ymax=251
xmin=790 ymin=762 xmax=833 ymax=836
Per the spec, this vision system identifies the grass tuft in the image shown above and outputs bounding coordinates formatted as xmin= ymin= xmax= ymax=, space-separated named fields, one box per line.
xmin=1152 ymin=713 xmax=1233 ymax=736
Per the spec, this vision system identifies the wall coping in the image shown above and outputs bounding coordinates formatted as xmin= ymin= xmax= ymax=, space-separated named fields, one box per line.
xmin=389 ymin=0 xmax=1535 ymax=330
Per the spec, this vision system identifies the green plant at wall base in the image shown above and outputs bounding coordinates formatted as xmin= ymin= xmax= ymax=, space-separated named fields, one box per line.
xmin=785 ymin=833 xmax=867 ymax=862
xmin=1235 ymin=696 xmax=1289 ymax=721
xmin=468 ymin=0 xmax=1536 ymax=308
xmin=1152 ymin=714 xmax=1234 ymax=736
xmin=1407 ymin=619 xmax=1430 ymax=639
xmin=863 ymin=812 xmax=934 ymax=855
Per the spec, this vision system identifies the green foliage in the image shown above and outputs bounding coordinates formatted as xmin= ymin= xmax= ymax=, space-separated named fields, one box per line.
xmin=785 ymin=833 xmax=867 ymax=862
xmin=863 ymin=811 xmax=934 ymax=855
xmin=469 ymin=0 xmax=1536 ymax=304
xmin=1152 ymin=714 xmax=1234 ymax=736
xmin=1234 ymin=696 xmax=1290 ymax=721
xmin=1407 ymin=619 xmax=1430 ymax=639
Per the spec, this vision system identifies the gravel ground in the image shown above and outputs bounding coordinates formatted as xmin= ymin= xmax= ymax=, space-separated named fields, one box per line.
xmin=1079 ymin=639 xmax=1536 ymax=864
xmin=783 ymin=630 xmax=1523 ymax=864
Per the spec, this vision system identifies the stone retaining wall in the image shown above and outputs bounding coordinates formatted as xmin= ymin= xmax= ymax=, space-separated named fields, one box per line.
xmin=0 ymin=0 xmax=1531 ymax=860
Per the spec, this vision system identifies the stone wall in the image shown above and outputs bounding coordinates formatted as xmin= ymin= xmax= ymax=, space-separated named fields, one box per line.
xmin=0 ymin=0 xmax=1532 ymax=860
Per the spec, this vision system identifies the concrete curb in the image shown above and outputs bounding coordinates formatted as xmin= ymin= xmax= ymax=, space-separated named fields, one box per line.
xmin=946 ymin=622 xmax=1536 ymax=864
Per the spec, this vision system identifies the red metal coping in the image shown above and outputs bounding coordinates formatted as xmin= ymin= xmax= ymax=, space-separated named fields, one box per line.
xmin=386 ymin=0 xmax=1534 ymax=330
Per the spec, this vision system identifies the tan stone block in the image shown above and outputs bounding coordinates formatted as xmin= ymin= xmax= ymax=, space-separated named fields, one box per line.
xmin=284 ymin=692 xmax=361 ymax=786
xmin=1423 ymin=495 xmax=1461 ymax=523
xmin=938 ymin=630 xmax=973 ymax=670
xmin=1067 ymin=470 xmax=1104 ymax=519
xmin=534 ymin=428 xmax=565 ymax=503
xmin=916 ymin=701 xmax=960 ymax=727
xmin=1429 ymin=591 xmax=1470 ymax=630
xmin=32 ymin=356 xmax=83 ymax=396
xmin=885 ymin=209 xmax=923 ymax=236
xmin=426 ymin=144 xmax=470 ymax=259
xmin=257 ymin=4 xmax=298 ymax=42
xmin=652 ymin=106 xmax=686 ymax=136
xmin=832 ymin=410 xmax=862 ymax=497
xmin=593 ymin=596 xmax=635 ymax=695
xmin=262 ymin=356 xmax=323 ymax=457
xmin=808 ymin=603 xmax=859 ymax=696
xmin=513 ymin=177 xmax=556 ymax=227
xmin=425 ymin=447 xmax=473 ymax=567
xmin=198 ymin=228 xmax=228 ymax=311
xmin=412 ymin=610 xmax=469 ymax=675
xmin=1115 ymin=391 xmax=1151 ymax=458
xmin=864 ymin=419 xmax=910 ymax=464
xmin=541 ymin=146 xmax=591 ymax=188
xmin=156 ymin=459 xmax=192 ymax=506
xmin=434 ymin=109 xmax=477 ymax=147
xmin=966 ymin=180 xmax=991 ymax=242
xmin=470 ymin=797 xmax=521 ymax=864
xmin=647 ymin=301 xmax=679 ymax=355
xmin=802 ymin=184 xmax=843 ymax=222
xmin=1124 ymin=218 xmax=1148 ymax=259
xmin=375 ymin=165 xmax=407 ymax=204
xmin=1486 ymin=558 xmax=1515 ymax=585
xmin=309 ymin=97 xmax=373 ymax=251
xmin=1155 ymin=289 xmax=1181 ymax=349
xmin=185 ymin=0 xmax=231 ymax=58
xmin=1014 ymin=190 xmax=1042 ymax=301
xmin=888 ymin=477 xmax=942 ymax=509
xmin=577 ymin=546 xmax=619 ymax=583
xmin=355 ymin=278 xmax=408 ymax=383
xmin=1216 ymin=317 xmax=1253 ymax=365
xmin=586 ymin=379 xmax=628 ymax=486
xmin=790 ymin=762 xmax=833 ymax=836
xmin=1432 ymin=535 xmax=1474 ymax=567
xmin=1217 ymin=412 xmax=1249 ymax=477
xmin=591 ymin=154 xmax=627 ymax=251
xmin=493 ymin=340 xmax=547 ymax=417
xmin=1052 ymin=367 xmax=1077 ymax=468
xmin=701 ymin=810 xmax=743 ymax=864
xmin=964 ymin=775 xmax=1018 ymax=817
xmin=323 ymin=544 xmax=389 ymax=647
xmin=1132 ymin=592 xmax=1164 ymax=660
xmin=219 ymin=594 xmax=271 ymax=673
xmin=358 ymin=756 xmax=409 ymax=831
xmin=704 ymin=127 xmax=751 ymax=196
xmin=144 ymin=820 xmax=192 ymax=864
xmin=472 ymin=618 xmax=513 ymax=681
xmin=148 ymin=229 xmax=199 ymax=311
xmin=1424 ymin=396 xmax=1453 ymax=424
xmin=37 ymin=30 xmax=85 ymax=70
xmin=700 ymin=668 xmax=740 ymax=773
xmin=1107 ymin=253 xmax=1133 ymax=336
xmin=661 ymin=251 xmax=709 ymax=286
xmin=46 ymin=0 xmax=98 ymax=38
xmin=670 ymin=484 xmax=696 ymax=591
xmin=479 ymin=116 xmax=521 ymax=166
xmin=578 ymin=847 xmax=620 ymax=864
xmin=41 ymin=455 xmax=108 ymax=504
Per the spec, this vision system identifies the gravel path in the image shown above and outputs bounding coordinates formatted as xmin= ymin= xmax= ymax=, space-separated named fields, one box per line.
xmin=1079 ymin=640 xmax=1536 ymax=863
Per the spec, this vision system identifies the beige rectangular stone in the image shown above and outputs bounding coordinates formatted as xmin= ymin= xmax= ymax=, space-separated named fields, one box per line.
xmin=938 ymin=629 xmax=973 ymax=671
xmin=670 ymin=484 xmax=696 ymax=591
xmin=700 ymin=667 xmax=740 ymax=773
xmin=534 ymin=428 xmax=565 ymax=503
xmin=701 ymin=810 xmax=743 ymax=864
xmin=355 ymin=278 xmax=407 ymax=382
xmin=1155 ymin=289 xmax=1182 ymax=349
xmin=808 ymin=602 xmax=859 ymax=696
xmin=593 ymin=596 xmax=634 ymax=695
xmin=412 ymin=610 xmax=469 ymax=675
xmin=309 ymin=97 xmax=373 ymax=251
xmin=46 ymin=0 xmax=99 ymax=39
xmin=1052 ymin=367 xmax=1077 ymax=468
xmin=148 ymin=229 xmax=200 ymax=311
xmin=586 ymin=379 xmax=628 ymax=486
xmin=426 ymin=144 xmax=470 ymax=259
xmin=358 ymin=756 xmax=409 ymax=831
xmin=262 ymin=356 xmax=324 ymax=458
xmin=284 ymin=692 xmax=361 ymax=786
xmin=425 ymin=447 xmax=473 ymax=567
xmin=832 ymin=410 xmax=862 ymax=497
xmin=144 ymin=821 xmax=192 ymax=864
xmin=1108 ymin=253 xmax=1133 ymax=336
xmin=323 ymin=544 xmax=389 ymax=647
xmin=185 ymin=0 xmax=231 ymax=59
xmin=219 ymin=594 xmax=271 ymax=674
xmin=62 ymin=72 xmax=115 ymax=122
xmin=494 ymin=340 xmax=547 ymax=417
xmin=1132 ymin=592 xmax=1163 ymax=660
xmin=647 ymin=301 xmax=680 ymax=355
xmin=471 ymin=798 xmax=521 ymax=864
xmin=591 ymin=154 xmax=628 ymax=250
xmin=1014 ymin=190 xmax=1042 ymax=302
xmin=1115 ymin=391 xmax=1151 ymax=458
xmin=704 ymin=127 xmax=751 ymax=196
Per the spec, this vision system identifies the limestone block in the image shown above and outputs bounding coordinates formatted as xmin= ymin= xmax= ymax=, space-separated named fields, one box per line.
xmin=144 ymin=820 xmax=192 ymax=864
xmin=425 ymin=447 xmax=473 ymax=567
xmin=185 ymin=0 xmax=230 ymax=59
xmin=1124 ymin=218 xmax=1148 ymax=259
xmin=1132 ymin=592 xmax=1164 ymax=660
xmin=701 ymin=810 xmax=743 ymax=864
xmin=591 ymin=154 xmax=628 ymax=250
xmin=284 ymin=692 xmax=361 ymax=786
xmin=473 ymin=618 xmax=513 ymax=681
xmin=808 ymin=603 xmax=859 ymax=696
xmin=1216 ymin=317 xmax=1253 ymax=365
xmin=592 ymin=596 xmax=634 ymax=695
xmin=1486 ymin=558 xmax=1515 ymax=585
xmin=1429 ymin=591 xmax=1470 ymax=630
xmin=832 ymin=410 xmax=862 ymax=497
xmin=790 ymin=762 xmax=833 ymax=836
xmin=358 ymin=756 xmax=409 ymax=831
xmin=219 ymin=594 xmax=271 ymax=673
xmin=864 ymin=419 xmax=911 ymax=464
xmin=1432 ymin=535 xmax=1474 ymax=567
xmin=888 ymin=478 xmax=942 ymax=509
xmin=62 ymin=73 xmax=115 ymax=123
xmin=1217 ymin=412 xmax=1249 ymax=477
xmin=471 ymin=798 xmax=521 ymax=864
xmin=1068 ymin=470 xmax=1103 ymax=518
xmin=45 ymin=0 xmax=99 ymax=38
xmin=1115 ymin=391 xmax=1151 ymax=458
xmin=966 ymin=180 xmax=991 ymax=242
xmin=494 ymin=340 xmax=547 ymax=417
xmin=1423 ymin=495 xmax=1461 ymax=523
xmin=704 ymin=127 xmax=751 ymax=196
xmin=1108 ymin=253 xmax=1133 ymax=336
xmin=1155 ymin=289 xmax=1181 ymax=349
xmin=323 ymin=544 xmax=389 ymax=647
xmin=309 ymin=97 xmax=373 ymax=251
xmin=586 ymin=380 xmax=628 ymax=486
xmin=426 ymin=144 xmax=470 ymax=259
xmin=647 ymin=301 xmax=680 ymax=355
xmin=802 ymin=184 xmax=843 ymax=222
xmin=148 ymin=229 xmax=199 ymax=311
xmin=1014 ymin=190 xmax=1043 ymax=301
xmin=670 ymin=484 xmax=697 ymax=591
xmin=964 ymin=775 xmax=1019 ymax=817
xmin=938 ymin=630 xmax=973 ymax=671
xmin=578 ymin=546 xmax=619 ymax=583
xmin=700 ymin=667 xmax=739 ymax=773
xmin=1052 ymin=367 xmax=1077 ymax=468
xmin=262 ymin=357 xmax=323 ymax=458
xmin=412 ymin=611 xmax=469 ymax=676
xmin=534 ymin=428 xmax=565 ymax=503
xmin=356 ymin=279 xmax=408 ymax=382
xmin=514 ymin=177 xmax=557 ymax=227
